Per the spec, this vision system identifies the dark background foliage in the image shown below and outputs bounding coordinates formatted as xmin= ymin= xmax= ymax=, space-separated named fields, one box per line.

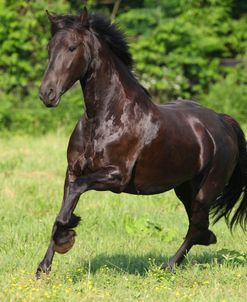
xmin=0 ymin=0 xmax=247 ymax=134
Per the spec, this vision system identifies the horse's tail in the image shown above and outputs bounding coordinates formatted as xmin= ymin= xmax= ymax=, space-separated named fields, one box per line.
xmin=210 ymin=114 xmax=247 ymax=231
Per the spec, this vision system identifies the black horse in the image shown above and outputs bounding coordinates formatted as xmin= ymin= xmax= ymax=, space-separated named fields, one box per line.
xmin=37 ymin=7 xmax=247 ymax=277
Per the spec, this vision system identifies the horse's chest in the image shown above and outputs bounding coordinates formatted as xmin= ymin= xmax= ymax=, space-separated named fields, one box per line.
xmin=84 ymin=123 xmax=126 ymax=170
xmin=82 ymin=113 xmax=159 ymax=172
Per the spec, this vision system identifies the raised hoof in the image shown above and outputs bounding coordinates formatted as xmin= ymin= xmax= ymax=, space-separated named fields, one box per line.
xmin=54 ymin=229 xmax=76 ymax=254
xmin=195 ymin=229 xmax=217 ymax=246
xmin=208 ymin=230 xmax=217 ymax=244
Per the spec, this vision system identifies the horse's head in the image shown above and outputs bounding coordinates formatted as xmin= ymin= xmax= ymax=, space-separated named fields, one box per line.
xmin=39 ymin=7 xmax=91 ymax=107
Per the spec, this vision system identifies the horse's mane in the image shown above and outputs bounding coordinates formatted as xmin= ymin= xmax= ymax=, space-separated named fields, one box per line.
xmin=51 ymin=13 xmax=133 ymax=69
xmin=51 ymin=12 xmax=150 ymax=97
xmin=91 ymin=14 xmax=134 ymax=69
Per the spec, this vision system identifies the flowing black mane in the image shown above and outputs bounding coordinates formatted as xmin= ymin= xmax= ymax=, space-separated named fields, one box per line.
xmin=51 ymin=13 xmax=133 ymax=69
xmin=90 ymin=14 xmax=133 ymax=69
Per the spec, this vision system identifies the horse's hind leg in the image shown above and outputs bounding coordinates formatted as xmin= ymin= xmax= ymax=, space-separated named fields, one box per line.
xmin=175 ymin=178 xmax=217 ymax=245
xmin=166 ymin=170 xmax=224 ymax=269
xmin=174 ymin=180 xmax=194 ymax=221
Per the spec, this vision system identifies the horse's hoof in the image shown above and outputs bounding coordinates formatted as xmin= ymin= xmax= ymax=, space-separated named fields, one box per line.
xmin=161 ymin=262 xmax=176 ymax=273
xmin=35 ymin=266 xmax=50 ymax=280
xmin=195 ymin=229 xmax=217 ymax=246
xmin=208 ymin=230 xmax=217 ymax=245
xmin=54 ymin=229 xmax=76 ymax=254
xmin=35 ymin=268 xmax=42 ymax=280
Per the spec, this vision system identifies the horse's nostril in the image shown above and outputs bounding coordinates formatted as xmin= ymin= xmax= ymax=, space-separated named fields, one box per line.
xmin=48 ymin=88 xmax=54 ymax=97
xmin=46 ymin=87 xmax=56 ymax=101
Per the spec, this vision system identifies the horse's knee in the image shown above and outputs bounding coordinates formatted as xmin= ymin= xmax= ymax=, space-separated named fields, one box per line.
xmin=53 ymin=229 xmax=76 ymax=254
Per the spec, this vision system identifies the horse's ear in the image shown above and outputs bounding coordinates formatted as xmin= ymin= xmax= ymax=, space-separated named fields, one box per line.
xmin=46 ymin=10 xmax=58 ymax=23
xmin=80 ymin=6 xmax=89 ymax=27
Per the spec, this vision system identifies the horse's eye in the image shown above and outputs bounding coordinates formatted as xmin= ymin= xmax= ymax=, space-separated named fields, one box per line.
xmin=69 ymin=46 xmax=77 ymax=52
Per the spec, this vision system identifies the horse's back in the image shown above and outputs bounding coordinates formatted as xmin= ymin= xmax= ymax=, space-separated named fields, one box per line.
xmin=157 ymin=100 xmax=236 ymax=143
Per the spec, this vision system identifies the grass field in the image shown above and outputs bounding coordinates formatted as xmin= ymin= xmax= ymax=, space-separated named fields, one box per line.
xmin=0 ymin=133 xmax=247 ymax=301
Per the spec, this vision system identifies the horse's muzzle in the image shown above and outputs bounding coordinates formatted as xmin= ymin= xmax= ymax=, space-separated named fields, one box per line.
xmin=39 ymin=86 xmax=61 ymax=107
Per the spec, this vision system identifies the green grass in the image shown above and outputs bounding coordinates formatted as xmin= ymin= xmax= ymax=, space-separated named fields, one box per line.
xmin=0 ymin=134 xmax=247 ymax=301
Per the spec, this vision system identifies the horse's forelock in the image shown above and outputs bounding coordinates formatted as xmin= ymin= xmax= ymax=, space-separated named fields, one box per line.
xmin=50 ymin=15 xmax=83 ymax=36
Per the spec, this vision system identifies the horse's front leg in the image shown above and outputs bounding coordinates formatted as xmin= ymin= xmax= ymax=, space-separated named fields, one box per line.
xmin=55 ymin=165 xmax=124 ymax=224
xmin=36 ymin=165 xmax=124 ymax=278
xmin=36 ymin=169 xmax=81 ymax=279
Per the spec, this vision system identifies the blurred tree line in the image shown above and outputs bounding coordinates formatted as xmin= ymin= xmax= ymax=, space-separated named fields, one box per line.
xmin=0 ymin=0 xmax=247 ymax=134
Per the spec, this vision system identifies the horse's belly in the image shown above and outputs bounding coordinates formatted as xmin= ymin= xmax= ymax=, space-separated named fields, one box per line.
xmin=132 ymin=165 xmax=197 ymax=195
xmin=123 ymin=181 xmax=174 ymax=195
xmin=131 ymin=141 xmax=201 ymax=195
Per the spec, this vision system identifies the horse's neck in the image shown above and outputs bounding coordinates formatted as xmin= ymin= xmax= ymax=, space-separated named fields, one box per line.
xmin=80 ymin=46 xmax=150 ymax=120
